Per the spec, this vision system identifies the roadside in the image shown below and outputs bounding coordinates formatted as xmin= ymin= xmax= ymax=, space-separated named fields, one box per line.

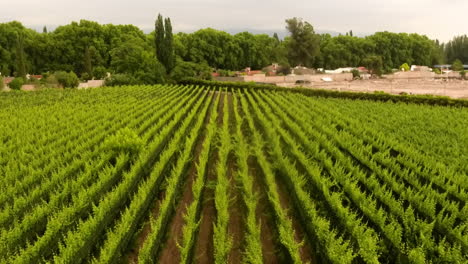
xmin=278 ymin=79 xmax=468 ymax=99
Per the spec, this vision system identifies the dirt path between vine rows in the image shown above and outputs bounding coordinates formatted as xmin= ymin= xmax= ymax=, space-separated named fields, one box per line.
xmin=193 ymin=92 xmax=225 ymax=263
xmin=275 ymin=174 xmax=315 ymax=263
xmin=158 ymin=91 xmax=217 ymax=263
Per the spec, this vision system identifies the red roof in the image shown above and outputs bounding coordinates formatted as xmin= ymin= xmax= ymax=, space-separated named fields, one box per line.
xmin=30 ymin=75 xmax=43 ymax=79
xmin=247 ymin=70 xmax=262 ymax=76
xmin=3 ymin=77 xmax=14 ymax=84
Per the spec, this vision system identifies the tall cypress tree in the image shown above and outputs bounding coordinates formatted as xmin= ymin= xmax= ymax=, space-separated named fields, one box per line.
xmin=155 ymin=14 xmax=165 ymax=66
xmin=15 ymin=32 xmax=27 ymax=79
xmin=163 ymin=17 xmax=175 ymax=73
xmin=84 ymin=46 xmax=92 ymax=77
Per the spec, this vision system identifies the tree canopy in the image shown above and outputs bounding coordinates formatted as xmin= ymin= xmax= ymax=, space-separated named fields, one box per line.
xmin=0 ymin=18 xmax=457 ymax=84
xmin=285 ymin=17 xmax=320 ymax=67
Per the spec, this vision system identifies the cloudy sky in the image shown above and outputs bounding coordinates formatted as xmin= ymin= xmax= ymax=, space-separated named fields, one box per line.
xmin=1 ymin=0 xmax=466 ymax=41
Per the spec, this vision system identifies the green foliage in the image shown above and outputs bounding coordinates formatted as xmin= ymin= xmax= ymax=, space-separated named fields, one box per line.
xmin=0 ymin=85 xmax=467 ymax=263
xmin=460 ymin=70 xmax=466 ymax=80
xmin=109 ymin=37 xmax=166 ymax=84
xmin=81 ymin=72 xmax=91 ymax=81
xmin=163 ymin=18 xmax=175 ymax=73
xmin=103 ymin=128 xmax=143 ymax=157
xmin=0 ymin=76 xmax=4 ymax=90
xmin=54 ymin=71 xmax=79 ymax=88
xmin=92 ymin=66 xmax=107 ymax=79
xmin=400 ymin=63 xmax=410 ymax=71
xmin=0 ymin=19 xmax=458 ymax=80
xmin=155 ymin=14 xmax=165 ymax=68
xmin=181 ymin=79 xmax=468 ymax=107
xmin=83 ymin=46 xmax=93 ymax=76
xmin=452 ymin=59 xmax=464 ymax=71
xmin=445 ymin=35 xmax=468 ymax=64
xmin=104 ymin=73 xmax=138 ymax=86
xmin=351 ymin=69 xmax=360 ymax=78
xmin=178 ymin=93 xmax=219 ymax=264
xmin=285 ymin=17 xmax=320 ymax=67
xmin=217 ymin=69 xmax=235 ymax=77
xmin=277 ymin=65 xmax=292 ymax=75
xmin=44 ymin=73 xmax=59 ymax=87
xmin=170 ymin=60 xmax=211 ymax=82
xmin=15 ymin=32 xmax=27 ymax=78
xmin=9 ymin=77 xmax=24 ymax=90
xmin=433 ymin=68 xmax=442 ymax=74
xmin=362 ymin=55 xmax=383 ymax=76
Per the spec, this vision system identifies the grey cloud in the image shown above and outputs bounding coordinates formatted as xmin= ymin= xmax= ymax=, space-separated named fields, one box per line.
xmin=0 ymin=0 xmax=466 ymax=41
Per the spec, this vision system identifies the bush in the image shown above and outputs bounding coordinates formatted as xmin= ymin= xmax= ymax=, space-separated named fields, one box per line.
xmin=44 ymin=74 xmax=59 ymax=88
xmin=400 ymin=63 xmax=410 ymax=72
xmin=362 ymin=55 xmax=383 ymax=77
xmin=433 ymin=68 xmax=442 ymax=74
xmin=170 ymin=60 xmax=211 ymax=82
xmin=460 ymin=70 xmax=466 ymax=80
xmin=135 ymin=60 xmax=166 ymax=84
xmin=81 ymin=72 xmax=91 ymax=81
xmin=55 ymin=71 xmax=79 ymax=88
xmin=218 ymin=69 xmax=234 ymax=77
xmin=9 ymin=78 xmax=24 ymax=90
xmin=104 ymin=73 xmax=139 ymax=86
xmin=93 ymin=66 xmax=108 ymax=79
xmin=277 ymin=65 xmax=291 ymax=75
xmin=0 ymin=76 xmax=4 ymax=90
xmin=452 ymin=59 xmax=464 ymax=72
xmin=351 ymin=69 xmax=360 ymax=79
xmin=103 ymin=128 xmax=143 ymax=157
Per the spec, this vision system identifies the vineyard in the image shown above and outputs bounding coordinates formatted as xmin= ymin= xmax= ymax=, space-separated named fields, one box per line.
xmin=0 ymin=85 xmax=467 ymax=264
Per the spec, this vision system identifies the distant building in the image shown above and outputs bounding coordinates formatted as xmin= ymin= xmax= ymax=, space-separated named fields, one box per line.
xmin=3 ymin=77 xmax=14 ymax=85
xmin=411 ymin=65 xmax=432 ymax=72
xmin=434 ymin=64 xmax=468 ymax=70
xmin=325 ymin=67 xmax=355 ymax=74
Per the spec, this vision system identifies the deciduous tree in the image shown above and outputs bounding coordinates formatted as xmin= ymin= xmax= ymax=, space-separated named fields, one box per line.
xmin=285 ymin=17 xmax=320 ymax=67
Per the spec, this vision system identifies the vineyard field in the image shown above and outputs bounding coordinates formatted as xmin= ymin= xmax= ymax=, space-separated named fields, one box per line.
xmin=0 ymin=85 xmax=467 ymax=264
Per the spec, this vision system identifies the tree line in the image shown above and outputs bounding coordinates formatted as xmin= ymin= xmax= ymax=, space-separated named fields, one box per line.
xmin=0 ymin=16 xmax=465 ymax=86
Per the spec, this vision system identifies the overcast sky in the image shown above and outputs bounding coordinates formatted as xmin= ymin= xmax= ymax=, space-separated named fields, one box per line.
xmin=1 ymin=0 xmax=466 ymax=42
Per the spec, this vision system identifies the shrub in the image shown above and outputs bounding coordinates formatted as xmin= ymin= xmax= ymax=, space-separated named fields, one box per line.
xmin=433 ymin=68 xmax=442 ymax=74
xmin=218 ymin=69 xmax=234 ymax=77
xmin=93 ymin=66 xmax=108 ymax=79
xmin=460 ymin=70 xmax=466 ymax=80
xmin=0 ymin=76 xmax=4 ymax=90
xmin=9 ymin=78 xmax=24 ymax=90
xmin=400 ymin=63 xmax=410 ymax=72
xmin=362 ymin=55 xmax=383 ymax=77
xmin=81 ymin=72 xmax=91 ymax=82
xmin=103 ymin=128 xmax=143 ymax=157
xmin=44 ymin=74 xmax=59 ymax=88
xmin=452 ymin=59 xmax=464 ymax=72
xmin=170 ymin=60 xmax=211 ymax=82
xmin=104 ymin=73 xmax=139 ymax=86
xmin=277 ymin=65 xmax=291 ymax=75
xmin=55 ymin=71 xmax=79 ymax=88
xmin=351 ymin=69 xmax=360 ymax=79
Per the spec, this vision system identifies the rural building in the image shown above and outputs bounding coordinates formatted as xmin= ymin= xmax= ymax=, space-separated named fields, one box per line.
xmin=434 ymin=64 xmax=468 ymax=70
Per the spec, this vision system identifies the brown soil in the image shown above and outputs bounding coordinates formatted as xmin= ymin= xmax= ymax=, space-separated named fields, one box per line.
xmin=227 ymin=157 xmax=244 ymax=263
xmin=126 ymin=191 xmax=165 ymax=263
xmin=250 ymin=156 xmax=281 ymax=264
xmin=193 ymin=92 xmax=225 ymax=263
xmin=225 ymin=91 xmax=245 ymax=263
xmin=275 ymin=174 xmax=315 ymax=263
xmin=158 ymin=92 xmax=217 ymax=264
xmin=299 ymin=79 xmax=468 ymax=99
